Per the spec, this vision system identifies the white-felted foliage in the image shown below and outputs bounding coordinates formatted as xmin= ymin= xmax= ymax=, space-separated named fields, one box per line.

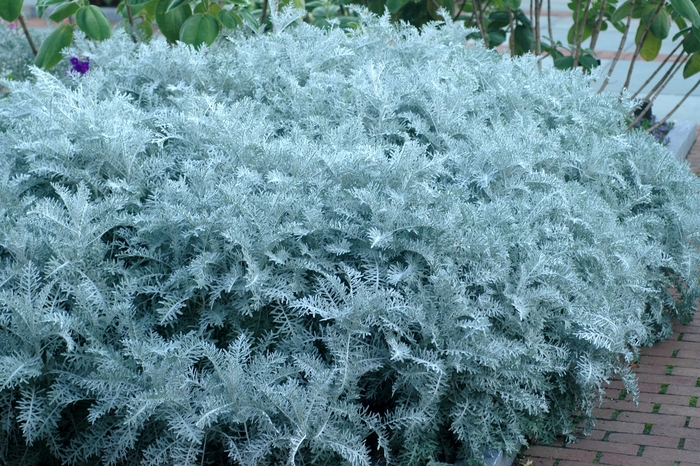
xmin=1 ymin=11 xmax=700 ymax=465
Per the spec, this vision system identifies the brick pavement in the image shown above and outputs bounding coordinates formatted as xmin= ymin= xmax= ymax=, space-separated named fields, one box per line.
xmin=521 ymin=308 xmax=700 ymax=466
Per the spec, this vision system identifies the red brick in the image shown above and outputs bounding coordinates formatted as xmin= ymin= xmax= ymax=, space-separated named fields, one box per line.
xmin=663 ymin=384 xmax=700 ymax=397
xmin=678 ymin=332 xmax=700 ymax=342
xmin=640 ymin=355 xmax=700 ymax=368
xmin=688 ymin=416 xmax=700 ymax=429
xmin=524 ymin=445 xmax=598 ymax=462
xmin=606 ymin=432 xmax=678 ymax=448
xmin=660 ymin=366 xmax=700 ymax=377
xmin=681 ymin=437 xmax=700 ymax=451
xmin=520 ymin=457 xmax=558 ymax=466
xmin=640 ymin=425 xmax=700 ymax=439
xmin=614 ymin=411 xmax=687 ymax=426
xmin=639 ymin=445 xmax=700 ymax=462
xmin=567 ymin=439 xmax=639 ymax=456
xmin=676 ymin=347 xmax=700 ymax=360
xmin=589 ymin=419 xmax=646 ymax=434
xmin=634 ymin=364 xmax=678 ymax=375
xmin=658 ymin=404 xmax=700 ymax=416
xmin=634 ymin=373 xmax=698 ymax=385
xmin=641 ymin=345 xmax=681 ymax=357
xmin=557 ymin=461 xmax=597 ymax=466
xmin=676 ymin=323 xmax=700 ymax=334
xmin=637 ymin=392 xmax=693 ymax=406
xmin=597 ymin=451 xmax=676 ymax=466
xmin=594 ymin=403 xmax=658 ymax=417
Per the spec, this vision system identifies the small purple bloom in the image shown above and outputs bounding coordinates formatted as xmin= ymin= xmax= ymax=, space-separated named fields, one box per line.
xmin=69 ymin=57 xmax=90 ymax=75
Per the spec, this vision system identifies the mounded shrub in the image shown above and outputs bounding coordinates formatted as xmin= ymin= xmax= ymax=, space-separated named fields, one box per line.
xmin=1 ymin=11 xmax=700 ymax=465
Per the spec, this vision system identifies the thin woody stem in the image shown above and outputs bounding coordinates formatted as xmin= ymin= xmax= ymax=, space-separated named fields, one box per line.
xmin=598 ymin=0 xmax=635 ymax=93
xmin=628 ymin=55 xmax=688 ymax=129
xmin=647 ymin=77 xmax=700 ymax=132
xmin=631 ymin=37 xmax=687 ymax=100
xmin=535 ymin=0 xmax=543 ymax=57
xmin=261 ymin=0 xmax=268 ymax=27
xmin=18 ymin=14 xmax=38 ymax=56
xmin=453 ymin=0 xmax=468 ymax=20
xmin=573 ymin=0 xmax=592 ymax=69
xmin=589 ymin=0 xmax=607 ymax=51
xmin=622 ymin=0 xmax=664 ymax=90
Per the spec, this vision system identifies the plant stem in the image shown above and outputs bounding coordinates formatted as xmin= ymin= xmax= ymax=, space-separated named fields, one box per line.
xmin=472 ymin=0 xmax=488 ymax=45
xmin=631 ymin=37 xmax=687 ymax=100
xmin=598 ymin=0 xmax=635 ymax=93
xmin=547 ymin=0 xmax=553 ymax=40
xmin=534 ymin=0 xmax=543 ymax=57
xmin=589 ymin=0 xmax=607 ymax=51
xmin=18 ymin=14 xmax=38 ymax=57
xmin=628 ymin=54 xmax=687 ymax=129
xmin=644 ymin=52 xmax=687 ymax=101
xmin=261 ymin=0 xmax=269 ymax=27
xmin=622 ymin=1 xmax=664 ymax=90
xmin=573 ymin=0 xmax=592 ymax=68
xmin=126 ymin=4 xmax=138 ymax=43
xmin=453 ymin=0 xmax=467 ymax=20
xmin=647 ymin=77 xmax=700 ymax=132
xmin=508 ymin=7 xmax=515 ymax=55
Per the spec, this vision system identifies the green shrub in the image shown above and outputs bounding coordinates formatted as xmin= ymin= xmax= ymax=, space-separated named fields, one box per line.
xmin=1 ymin=11 xmax=700 ymax=465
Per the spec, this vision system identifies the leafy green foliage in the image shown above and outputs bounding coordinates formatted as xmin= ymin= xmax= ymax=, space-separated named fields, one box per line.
xmin=1 ymin=11 xmax=700 ymax=465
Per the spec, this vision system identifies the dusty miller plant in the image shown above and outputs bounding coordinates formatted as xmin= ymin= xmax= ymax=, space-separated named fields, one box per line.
xmin=1 ymin=10 xmax=700 ymax=465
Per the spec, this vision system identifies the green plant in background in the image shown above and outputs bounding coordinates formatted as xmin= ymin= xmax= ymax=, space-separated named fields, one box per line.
xmin=1 ymin=11 xmax=700 ymax=465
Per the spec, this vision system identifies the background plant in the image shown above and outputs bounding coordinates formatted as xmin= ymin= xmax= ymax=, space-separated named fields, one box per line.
xmin=1 ymin=11 xmax=700 ymax=465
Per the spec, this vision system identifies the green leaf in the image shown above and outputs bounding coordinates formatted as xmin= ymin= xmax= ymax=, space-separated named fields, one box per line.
xmin=671 ymin=0 xmax=700 ymax=27
xmin=611 ymin=0 xmax=631 ymax=22
xmin=487 ymin=11 xmax=510 ymax=29
xmin=48 ymin=1 xmax=80 ymax=22
xmin=135 ymin=18 xmax=153 ymax=39
xmin=0 ymin=0 xmax=23 ymax=22
xmin=155 ymin=0 xmax=192 ymax=43
xmin=179 ymin=13 xmax=219 ymax=47
xmin=217 ymin=9 xmax=240 ymax=28
xmin=238 ymin=8 xmax=258 ymax=29
xmin=513 ymin=23 xmax=533 ymax=55
xmin=36 ymin=0 xmax=65 ymax=19
xmin=567 ymin=22 xmax=592 ymax=44
xmin=578 ymin=54 xmax=599 ymax=69
xmin=513 ymin=8 xmax=531 ymax=26
xmin=675 ymin=15 xmax=689 ymax=30
xmin=683 ymin=51 xmax=700 ymax=77
xmin=636 ymin=26 xmax=662 ymax=61
xmin=650 ymin=10 xmax=670 ymax=39
xmin=143 ymin=0 xmax=158 ymax=17
xmin=673 ymin=25 xmax=692 ymax=40
xmin=165 ymin=0 xmax=189 ymax=12
xmin=127 ymin=0 xmax=152 ymax=5
xmin=386 ymin=0 xmax=401 ymax=13
xmin=34 ymin=23 xmax=73 ymax=70
xmin=504 ymin=0 xmax=521 ymax=10
xmin=554 ymin=55 xmax=574 ymax=69
xmin=683 ymin=28 xmax=700 ymax=53
xmin=75 ymin=5 xmax=111 ymax=40
xmin=487 ymin=29 xmax=506 ymax=46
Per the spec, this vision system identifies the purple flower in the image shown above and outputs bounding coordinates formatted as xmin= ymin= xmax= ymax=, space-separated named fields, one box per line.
xmin=69 ymin=57 xmax=90 ymax=75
